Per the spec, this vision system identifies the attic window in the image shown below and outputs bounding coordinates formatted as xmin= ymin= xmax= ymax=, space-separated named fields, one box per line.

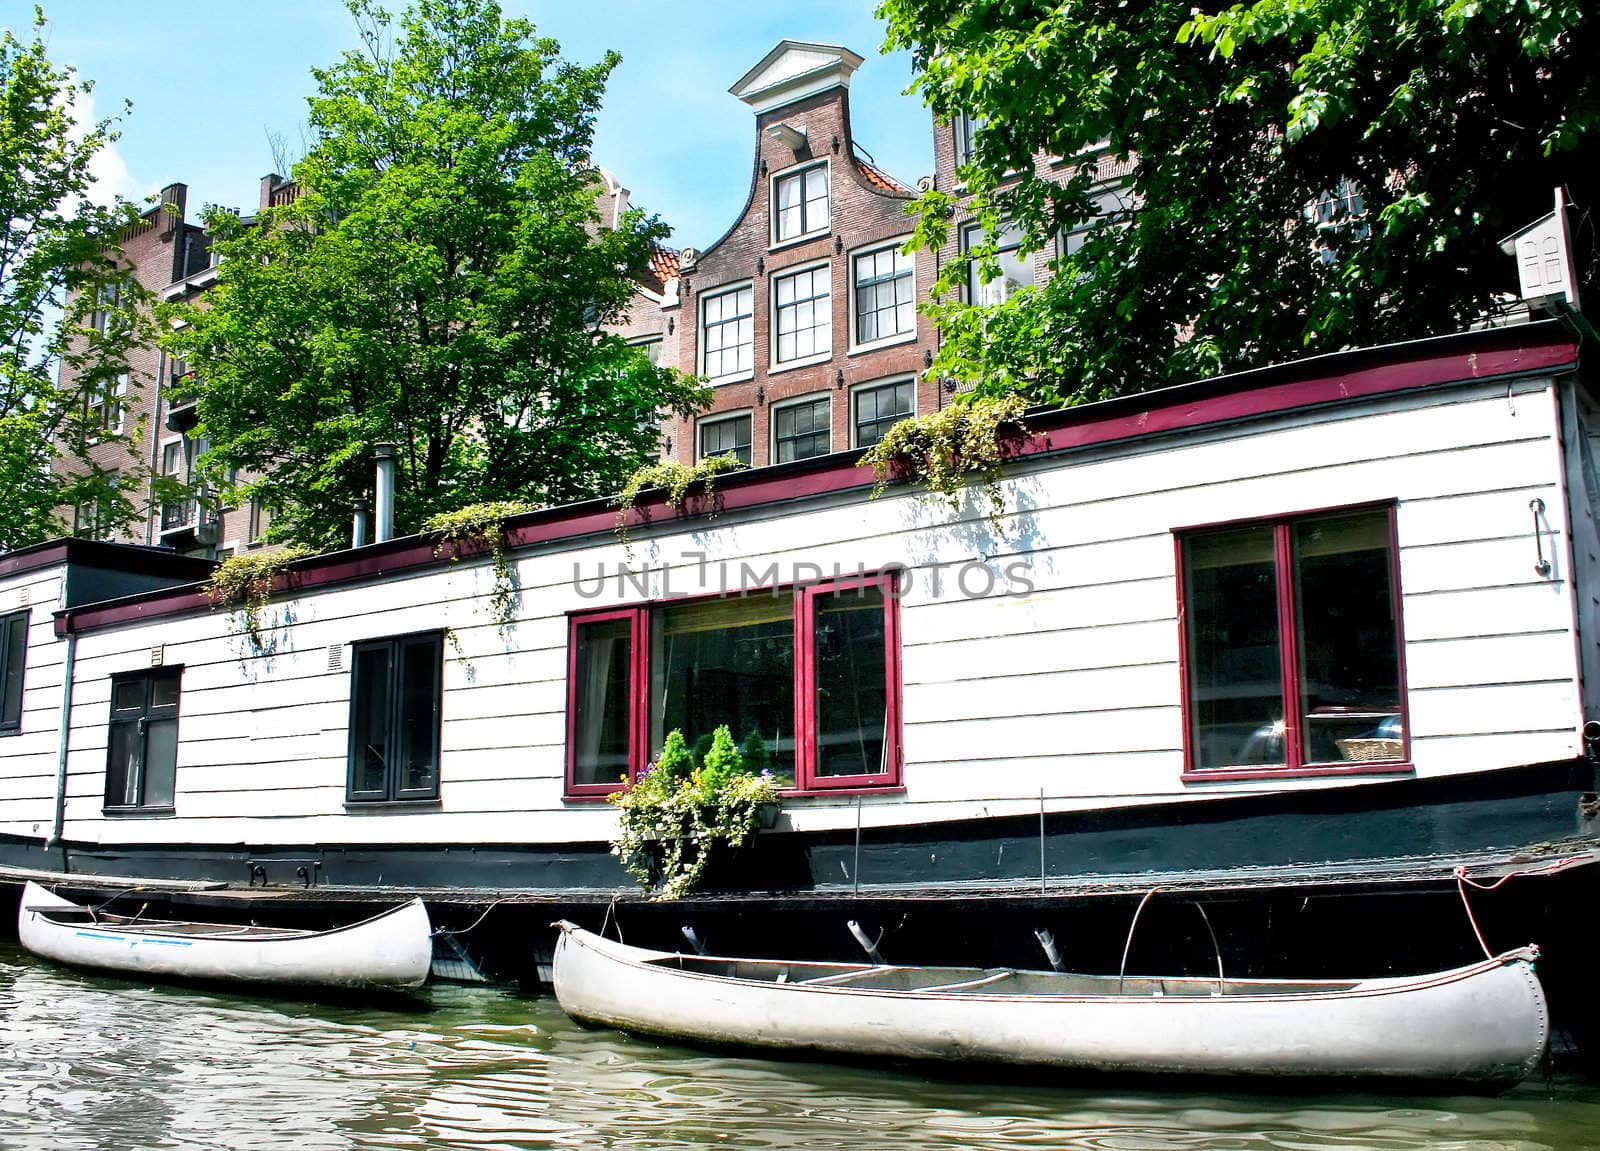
xmin=773 ymin=162 xmax=829 ymax=244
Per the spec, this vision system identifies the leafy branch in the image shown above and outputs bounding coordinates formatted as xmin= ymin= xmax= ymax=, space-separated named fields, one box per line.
xmin=860 ymin=394 xmax=1028 ymax=527
xmin=422 ymin=500 xmax=535 ymax=629
xmin=612 ymin=454 xmax=747 ymax=556
xmin=206 ymin=545 xmax=314 ymax=650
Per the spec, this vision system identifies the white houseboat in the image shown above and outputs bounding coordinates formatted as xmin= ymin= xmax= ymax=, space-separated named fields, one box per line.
xmin=2 ymin=322 xmax=1598 ymax=987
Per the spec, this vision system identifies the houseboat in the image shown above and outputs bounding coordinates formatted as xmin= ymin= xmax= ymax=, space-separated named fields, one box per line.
xmin=2 ymin=321 xmax=1597 ymax=1026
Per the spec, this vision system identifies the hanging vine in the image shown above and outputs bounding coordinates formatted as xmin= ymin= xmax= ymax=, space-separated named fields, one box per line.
xmin=206 ymin=545 xmax=314 ymax=650
xmin=859 ymin=394 xmax=1029 ymax=526
xmin=612 ymin=455 xmax=747 ymax=556
xmin=422 ymin=501 xmax=535 ymax=629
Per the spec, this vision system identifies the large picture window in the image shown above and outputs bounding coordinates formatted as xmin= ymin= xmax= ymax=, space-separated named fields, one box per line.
xmin=773 ymin=264 xmax=832 ymax=366
xmin=1 ymin=609 xmax=29 ymax=734
xmin=567 ymin=573 xmax=902 ymax=795
xmin=700 ymin=285 xmax=754 ymax=381
xmin=773 ymin=162 xmax=829 ymax=243
xmin=1178 ymin=505 xmax=1407 ymax=779
xmin=104 ymin=668 xmax=181 ymax=811
xmin=347 ymin=631 xmax=443 ymax=802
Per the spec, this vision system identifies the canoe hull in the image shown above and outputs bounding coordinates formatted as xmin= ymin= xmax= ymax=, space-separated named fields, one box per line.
xmin=552 ymin=924 xmax=1548 ymax=1085
xmin=18 ymin=882 xmax=433 ymax=991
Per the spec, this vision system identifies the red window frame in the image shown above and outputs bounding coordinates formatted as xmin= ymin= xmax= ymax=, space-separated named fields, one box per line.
xmin=565 ymin=571 xmax=904 ymax=797
xmin=1174 ymin=501 xmax=1412 ymax=782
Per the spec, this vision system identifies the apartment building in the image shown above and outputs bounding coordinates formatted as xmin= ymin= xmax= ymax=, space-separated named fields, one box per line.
xmin=57 ymin=180 xmax=266 ymax=560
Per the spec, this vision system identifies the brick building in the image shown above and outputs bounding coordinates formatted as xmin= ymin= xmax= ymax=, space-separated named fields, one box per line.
xmin=656 ymin=41 xmax=944 ymax=468
xmin=59 ymin=178 xmax=280 ymax=559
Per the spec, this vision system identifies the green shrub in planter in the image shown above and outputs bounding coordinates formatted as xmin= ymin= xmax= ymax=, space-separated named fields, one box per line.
xmin=608 ymin=725 xmax=780 ymax=900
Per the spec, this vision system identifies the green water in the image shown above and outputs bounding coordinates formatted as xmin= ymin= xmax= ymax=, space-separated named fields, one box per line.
xmin=3 ymin=941 xmax=1599 ymax=1151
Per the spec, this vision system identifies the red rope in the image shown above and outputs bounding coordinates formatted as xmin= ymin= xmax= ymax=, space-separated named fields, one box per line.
xmin=1452 ymin=854 xmax=1589 ymax=958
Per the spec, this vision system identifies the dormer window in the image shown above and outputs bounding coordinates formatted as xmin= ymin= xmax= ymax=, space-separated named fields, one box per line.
xmin=773 ymin=162 xmax=829 ymax=245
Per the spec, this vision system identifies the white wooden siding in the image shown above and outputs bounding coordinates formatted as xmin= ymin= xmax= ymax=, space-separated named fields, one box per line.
xmin=45 ymin=377 xmax=1586 ymax=847
xmin=0 ymin=567 xmax=66 ymax=836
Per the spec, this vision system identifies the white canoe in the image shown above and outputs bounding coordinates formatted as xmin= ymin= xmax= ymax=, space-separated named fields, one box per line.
xmin=552 ymin=922 xmax=1549 ymax=1085
xmin=17 ymin=881 xmax=432 ymax=992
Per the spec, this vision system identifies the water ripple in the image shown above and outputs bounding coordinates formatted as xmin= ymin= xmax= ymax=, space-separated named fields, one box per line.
xmin=3 ymin=943 xmax=1598 ymax=1151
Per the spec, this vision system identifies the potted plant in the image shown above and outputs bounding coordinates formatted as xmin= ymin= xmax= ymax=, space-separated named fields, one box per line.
xmin=608 ymin=725 xmax=780 ymax=900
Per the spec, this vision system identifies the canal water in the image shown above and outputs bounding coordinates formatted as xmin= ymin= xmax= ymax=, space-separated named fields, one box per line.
xmin=3 ymin=941 xmax=1599 ymax=1151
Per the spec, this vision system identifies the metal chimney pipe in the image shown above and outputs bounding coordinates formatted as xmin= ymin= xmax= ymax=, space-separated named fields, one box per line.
xmin=373 ymin=444 xmax=397 ymax=543
xmin=352 ymin=497 xmax=370 ymax=550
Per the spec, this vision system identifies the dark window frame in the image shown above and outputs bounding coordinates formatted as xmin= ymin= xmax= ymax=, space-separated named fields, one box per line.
xmin=345 ymin=631 xmax=444 ymax=803
xmin=103 ymin=666 xmax=183 ymax=812
xmin=853 ymin=378 xmax=915 ymax=448
xmin=565 ymin=571 xmax=904 ymax=798
xmin=698 ymin=411 xmax=753 ymax=466
xmin=1174 ymin=501 xmax=1412 ymax=782
xmin=772 ymin=395 xmax=831 ymax=463
xmin=1 ymin=609 xmax=29 ymax=735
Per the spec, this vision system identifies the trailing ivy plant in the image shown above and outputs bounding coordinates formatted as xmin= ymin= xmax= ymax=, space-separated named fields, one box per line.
xmin=612 ymin=454 xmax=747 ymax=556
xmin=206 ymin=545 xmax=313 ymax=650
xmin=860 ymin=394 xmax=1029 ymax=526
xmin=422 ymin=501 xmax=535 ymax=630
xmin=609 ymin=725 xmax=779 ymax=900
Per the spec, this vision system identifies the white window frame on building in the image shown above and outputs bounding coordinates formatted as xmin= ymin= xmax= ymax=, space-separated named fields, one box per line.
xmin=849 ymin=239 xmax=917 ymax=352
xmin=697 ymin=410 xmax=754 ymax=466
xmin=771 ymin=394 xmax=832 ymax=463
xmin=952 ymin=112 xmax=985 ymax=169
xmin=771 ymin=159 xmax=831 ymax=247
xmin=1057 ymin=187 xmax=1133 ymax=263
xmin=699 ymin=282 xmax=755 ymax=383
xmin=770 ymin=261 xmax=833 ymax=371
xmin=963 ymin=220 xmax=1035 ymax=306
xmin=85 ymin=373 xmax=129 ymax=437
xmin=852 ymin=377 xmax=916 ymax=449
xmin=628 ymin=335 xmax=665 ymax=367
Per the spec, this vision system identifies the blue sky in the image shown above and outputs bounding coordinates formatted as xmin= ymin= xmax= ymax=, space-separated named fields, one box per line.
xmin=29 ymin=0 xmax=933 ymax=249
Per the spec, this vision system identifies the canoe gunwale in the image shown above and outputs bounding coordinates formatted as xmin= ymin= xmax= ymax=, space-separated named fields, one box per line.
xmin=554 ymin=921 xmax=1538 ymax=1008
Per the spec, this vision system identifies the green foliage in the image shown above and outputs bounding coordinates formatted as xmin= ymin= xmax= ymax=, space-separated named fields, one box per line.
xmin=162 ymin=0 xmax=707 ymax=553
xmin=206 ymin=545 xmax=314 ymax=650
xmin=422 ymin=499 xmax=534 ymax=628
xmin=861 ymin=394 xmax=1027 ymax=522
xmin=878 ymin=0 xmax=1598 ymax=405
xmin=613 ymin=453 xmax=747 ymax=555
xmin=0 ymin=9 xmax=147 ymax=551
xmin=608 ymin=724 xmax=780 ymax=900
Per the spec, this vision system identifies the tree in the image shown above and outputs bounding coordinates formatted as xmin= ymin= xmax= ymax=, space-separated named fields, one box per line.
xmin=878 ymin=0 xmax=1599 ymax=404
xmin=0 ymin=8 xmax=146 ymax=552
xmin=167 ymin=0 xmax=706 ymax=550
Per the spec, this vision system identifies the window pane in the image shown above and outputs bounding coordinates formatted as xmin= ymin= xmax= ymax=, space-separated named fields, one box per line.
xmin=2 ymin=615 xmax=24 ymax=727
xmin=814 ymin=585 xmax=889 ymax=777
xmin=142 ymin=718 xmax=178 ymax=808
xmin=113 ymin=680 xmax=144 ymax=713
xmin=1184 ymin=526 xmax=1286 ymax=770
xmin=351 ymin=645 xmax=392 ymax=795
xmin=150 ymin=672 xmax=181 ymax=710
xmin=1293 ymin=511 xmax=1403 ymax=764
xmin=573 ymin=617 xmax=633 ymax=786
xmin=855 ymin=380 xmax=914 ymax=447
xmin=652 ymin=595 xmax=796 ymax=786
xmin=105 ymin=720 xmax=139 ymax=806
xmin=776 ymin=398 xmax=830 ymax=462
xmin=397 ymin=638 xmax=440 ymax=795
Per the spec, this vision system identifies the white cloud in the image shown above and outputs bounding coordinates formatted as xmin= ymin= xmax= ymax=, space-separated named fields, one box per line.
xmin=69 ymin=90 xmax=144 ymax=207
